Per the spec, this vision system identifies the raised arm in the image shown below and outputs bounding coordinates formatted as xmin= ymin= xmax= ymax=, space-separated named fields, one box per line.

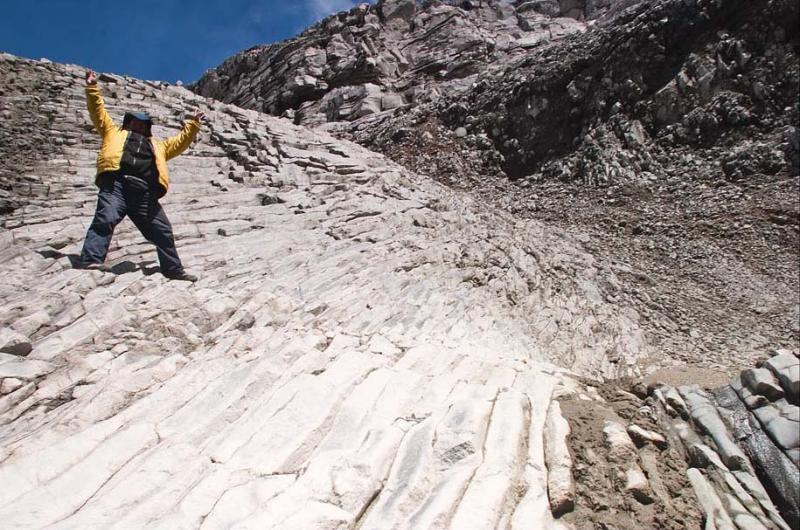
xmin=162 ymin=111 xmax=203 ymax=160
xmin=84 ymin=70 xmax=116 ymax=135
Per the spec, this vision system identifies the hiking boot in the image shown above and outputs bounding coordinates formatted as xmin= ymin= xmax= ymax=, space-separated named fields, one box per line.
xmin=77 ymin=261 xmax=109 ymax=272
xmin=163 ymin=270 xmax=198 ymax=282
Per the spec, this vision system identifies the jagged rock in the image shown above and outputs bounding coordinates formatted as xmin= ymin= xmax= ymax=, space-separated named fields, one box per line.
xmin=687 ymin=469 xmax=738 ymax=530
xmin=722 ymin=144 xmax=786 ymax=180
xmin=0 ymin=353 xmax=54 ymax=381
xmin=784 ymin=126 xmax=799 ymax=175
xmin=679 ymin=386 xmax=752 ymax=472
xmin=379 ymin=0 xmax=417 ymax=26
xmin=601 ymin=420 xmax=656 ymax=504
xmin=704 ymin=378 xmax=799 ymax=528
xmin=663 ymin=386 xmax=690 ymax=419
xmin=0 ymin=0 xmax=798 ymax=523
xmin=764 ymin=352 xmax=800 ymax=401
xmin=627 ymin=424 xmax=668 ymax=449
xmin=624 ymin=467 xmax=654 ymax=504
xmin=687 ymin=442 xmax=726 ymax=469
xmin=603 ymin=420 xmax=637 ymax=460
xmin=235 ymin=311 xmax=256 ymax=331
xmin=752 ymin=400 xmax=800 ymax=454
xmin=10 ymin=310 xmax=51 ymax=338
xmin=258 ymin=193 xmax=285 ymax=205
xmin=322 ymin=83 xmax=385 ymax=121
xmin=545 ymin=400 xmax=575 ymax=517
xmin=189 ymin=0 xmax=798 ymax=388
xmin=731 ymin=375 xmax=771 ymax=409
xmin=0 ymin=328 xmax=31 ymax=357
xmin=630 ymin=381 xmax=648 ymax=399
xmin=742 ymin=368 xmax=786 ymax=402
xmin=0 ymin=378 xmax=23 ymax=395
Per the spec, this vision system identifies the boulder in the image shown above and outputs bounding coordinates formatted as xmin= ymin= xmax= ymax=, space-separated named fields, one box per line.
xmin=741 ymin=368 xmax=785 ymax=402
xmin=381 ymin=92 xmax=405 ymax=110
xmin=0 ymin=328 xmax=32 ymax=357
xmin=544 ymin=401 xmax=575 ymax=517
xmin=764 ymin=352 xmax=800 ymax=402
xmin=752 ymin=400 xmax=800 ymax=454
xmin=378 ymin=0 xmax=416 ymax=28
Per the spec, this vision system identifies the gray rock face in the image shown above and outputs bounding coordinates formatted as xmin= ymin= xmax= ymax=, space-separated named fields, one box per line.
xmin=679 ymin=385 xmax=750 ymax=471
xmin=752 ymin=400 xmax=800 ymax=457
xmin=626 ymin=423 xmax=668 ymax=449
xmin=0 ymin=53 xmax=654 ymax=528
xmin=415 ymin=0 xmax=798 ymax=183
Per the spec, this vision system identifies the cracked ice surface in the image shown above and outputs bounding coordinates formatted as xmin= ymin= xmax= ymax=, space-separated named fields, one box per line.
xmin=0 ymin=54 xmax=646 ymax=529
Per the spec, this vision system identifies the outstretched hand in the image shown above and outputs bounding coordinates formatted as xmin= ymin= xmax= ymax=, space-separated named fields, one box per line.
xmin=85 ymin=70 xmax=97 ymax=85
xmin=192 ymin=110 xmax=205 ymax=123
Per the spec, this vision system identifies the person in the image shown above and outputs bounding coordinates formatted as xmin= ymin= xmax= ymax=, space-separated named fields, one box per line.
xmin=78 ymin=70 xmax=203 ymax=282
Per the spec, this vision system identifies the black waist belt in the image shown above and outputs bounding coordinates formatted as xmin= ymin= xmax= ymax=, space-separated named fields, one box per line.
xmin=118 ymin=173 xmax=151 ymax=191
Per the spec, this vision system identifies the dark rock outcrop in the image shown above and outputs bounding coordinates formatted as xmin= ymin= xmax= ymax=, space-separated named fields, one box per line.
xmin=193 ymin=0 xmax=798 ymax=186
xmin=652 ymin=349 xmax=800 ymax=529
xmin=191 ymin=0 xmax=593 ymax=126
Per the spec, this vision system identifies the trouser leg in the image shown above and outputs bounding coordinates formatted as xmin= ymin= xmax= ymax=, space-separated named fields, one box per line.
xmin=127 ymin=190 xmax=184 ymax=274
xmin=79 ymin=178 xmax=127 ymax=265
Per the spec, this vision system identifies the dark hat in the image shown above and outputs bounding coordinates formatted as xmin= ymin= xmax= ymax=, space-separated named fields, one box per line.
xmin=122 ymin=111 xmax=154 ymax=136
xmin=123 ymin=111 xmax=153 ymax=124
xmin=129 ymin=111 xmax=152 ymax=122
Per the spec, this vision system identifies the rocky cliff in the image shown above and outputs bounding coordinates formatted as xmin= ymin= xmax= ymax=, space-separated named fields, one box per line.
xmin=191 ymin=0 xmax=597 ymax=126
xmin=192 ymin=0 xmax=798 ymax=182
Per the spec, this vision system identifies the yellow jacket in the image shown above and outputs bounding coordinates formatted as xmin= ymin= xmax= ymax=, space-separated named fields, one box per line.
xmin=85 ymin=84 xmax=200 ymax=197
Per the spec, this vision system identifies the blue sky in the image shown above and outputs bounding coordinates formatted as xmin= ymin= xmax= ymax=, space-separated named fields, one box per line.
xmin=0 ymin=0 xmax=367 ymax=83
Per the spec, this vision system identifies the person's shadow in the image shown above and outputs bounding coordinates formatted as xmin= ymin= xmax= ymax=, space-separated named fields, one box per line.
xmin=57 ymin=253 xmax=160 ymax=275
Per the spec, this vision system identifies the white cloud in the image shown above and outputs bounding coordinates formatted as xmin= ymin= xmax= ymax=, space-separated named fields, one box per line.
xmin=307 ymin=0 xmax=365 ymax=20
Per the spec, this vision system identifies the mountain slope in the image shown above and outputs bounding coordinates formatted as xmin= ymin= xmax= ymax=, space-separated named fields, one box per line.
xmin=0 ymin=53 xmax=653 ymax=528
xmin=1 ymin=51 xmax=797 ymax=529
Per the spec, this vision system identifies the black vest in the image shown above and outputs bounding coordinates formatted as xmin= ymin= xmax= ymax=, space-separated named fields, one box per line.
xmin=119 ymin=131 xmax=156 ymax=185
